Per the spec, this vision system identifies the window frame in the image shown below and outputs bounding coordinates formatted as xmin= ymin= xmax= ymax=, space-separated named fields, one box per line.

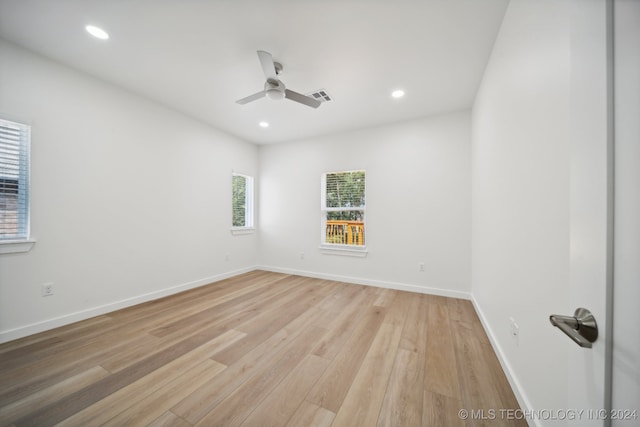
xmin=320 ymin=169 xmax=367 ymax=256
xmin=0 ymin=117 xmax=35 ymax=254
xmin=230 ymin=172 xmax=255 ymax=234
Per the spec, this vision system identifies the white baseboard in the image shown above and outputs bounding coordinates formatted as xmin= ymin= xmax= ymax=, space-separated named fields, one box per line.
xmin=471 ymin=295 xmax=538 ymax=427
xmin=257 ymin=265 xmax=471 ymax=300
xmin=0 ymin=266 xmax=257 ymax=344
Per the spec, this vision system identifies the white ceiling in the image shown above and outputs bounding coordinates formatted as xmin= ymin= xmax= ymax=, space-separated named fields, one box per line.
xmin=0 ymin=0 xmax=509 ymax=145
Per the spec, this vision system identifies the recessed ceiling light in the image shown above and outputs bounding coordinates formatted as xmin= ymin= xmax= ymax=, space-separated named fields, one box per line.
xmin=391 ymin=89 xmax=405 ymax=99
xmin=259 ymin=121 xmax=269 ymax=128
xmin=85 ymin=25 xmax=109 ymax=40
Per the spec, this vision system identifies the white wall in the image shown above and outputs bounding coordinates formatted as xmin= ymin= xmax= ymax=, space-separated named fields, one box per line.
xmin=258 ymin=112 xmax=471 ymax=297
xmin=0 ymin=40 xmax=259 ymax=342
xmin=471 ymin=0 xmax=571 ymax=420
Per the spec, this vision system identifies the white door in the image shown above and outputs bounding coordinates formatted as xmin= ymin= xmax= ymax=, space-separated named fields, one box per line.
xmin=611 ymin=0 xmax=640 ymax=424
xmin=564 ymin=1 xmax=640 ymax=426
xmin=566 ymin=1 xmax=611 ymax=425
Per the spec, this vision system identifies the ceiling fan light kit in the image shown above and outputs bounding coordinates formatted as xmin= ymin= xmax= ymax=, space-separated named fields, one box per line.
xmin=236 ymin=50 xmax=321 ymax=109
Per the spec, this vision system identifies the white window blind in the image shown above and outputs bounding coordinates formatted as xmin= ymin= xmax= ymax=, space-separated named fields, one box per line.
xmin=321 ymin=170 xmax=365 ymax=246
xmin=232 ymin=173 xmax=254 ymax=228
xmin=0 ymin=118 xmax=30 ymax=240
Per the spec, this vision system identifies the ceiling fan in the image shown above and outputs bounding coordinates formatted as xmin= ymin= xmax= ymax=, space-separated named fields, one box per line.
xmin=236 ymin=50 xmax=321 ymax=109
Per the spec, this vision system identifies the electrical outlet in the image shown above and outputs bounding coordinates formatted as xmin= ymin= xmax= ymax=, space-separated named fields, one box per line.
xmin=419 ymin=262 xmax=425 ymax=272
xmin=42 ymin=283 xmax=54 ymax=297
xmin=225 ymin=253 xmax=230 ymax=261
xmin=300 ymin=252 xmax=305 ymax=260
xmin=509 ymin=317 xmax=519 ymax=346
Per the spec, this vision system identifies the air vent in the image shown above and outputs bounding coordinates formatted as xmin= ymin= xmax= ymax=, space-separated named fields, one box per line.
xmin=307 ymin=89 xmax=333 ymax=102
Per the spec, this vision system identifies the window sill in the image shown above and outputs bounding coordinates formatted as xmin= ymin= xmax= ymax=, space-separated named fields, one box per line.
xmin=319 ymin=244 xmax=368 ymax=257
xmin=0 ymin=239 xmax=36 ymax=254
xmin=230 ymin=227 xmax=256 ymax=236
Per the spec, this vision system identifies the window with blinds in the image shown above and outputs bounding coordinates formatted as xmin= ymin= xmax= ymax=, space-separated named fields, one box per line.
xmin=321 ymin=170 xmax=366 ymax=246
xmin=0 ymin=118 xmax=30 ymax=240
xmin=232 ymin=173 xmax=254 ymax=228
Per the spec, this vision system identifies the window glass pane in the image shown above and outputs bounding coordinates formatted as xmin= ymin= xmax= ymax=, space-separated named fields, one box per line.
xmin=0 ymin=119 xmax=30 ymax=240
xmin=325 ymin=212 xmax=365 ymax=246
xmin=232 ymin=173 xmax=253 ymax=229
xmin=232 ymin=174 xmax=247 ymax=227
xmin=325 ymin=171 xmax=365 ymax=208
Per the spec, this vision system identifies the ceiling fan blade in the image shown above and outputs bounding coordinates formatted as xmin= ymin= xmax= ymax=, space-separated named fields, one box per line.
xmin=236 ymin=90 xmax=267 ymax=105
xmin=257 ymin=50 xmax=278 ymax=81
xmin=285 ymin=89 xmax=322 ymax=108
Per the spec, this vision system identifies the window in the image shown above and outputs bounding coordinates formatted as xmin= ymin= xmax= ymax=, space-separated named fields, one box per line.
xmin=231 ymin=173 xmax=254 ymax=229
xmin=321 ymin=170 xmax=366 ymax=248
xmin=1 ymin=118 xmax=30 ymax=241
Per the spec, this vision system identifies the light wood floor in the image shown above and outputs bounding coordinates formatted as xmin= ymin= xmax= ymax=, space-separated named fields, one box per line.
xmin=0 ymin=271 xmax=526 ymax=427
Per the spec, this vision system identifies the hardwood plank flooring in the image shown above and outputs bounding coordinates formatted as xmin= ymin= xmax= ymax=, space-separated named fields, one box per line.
xmin=239 ymin=354 xmax=330 ymax=427
xmin=0 ymin=271 xmax=526 ymax=426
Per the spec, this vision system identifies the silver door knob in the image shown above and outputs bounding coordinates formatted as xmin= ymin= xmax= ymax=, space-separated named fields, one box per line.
xmin=549 ymin=308 xmax=598 ymax=348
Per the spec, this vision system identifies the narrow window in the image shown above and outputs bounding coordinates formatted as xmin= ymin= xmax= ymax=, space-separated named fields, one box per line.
xmin=0 ymin=118 xmax=30 ymax=240
xmin=321 ymin=170 xmax=366 ymax=246
xmin=232 ymin=173 xmax=254 ymax=228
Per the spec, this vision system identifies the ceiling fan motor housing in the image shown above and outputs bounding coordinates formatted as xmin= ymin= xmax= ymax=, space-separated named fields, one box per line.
xmin=265 ymin=79 xmax=285 ymax=100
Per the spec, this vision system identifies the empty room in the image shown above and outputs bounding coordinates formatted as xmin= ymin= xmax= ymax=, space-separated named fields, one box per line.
xmin=0 ymin=0 xmax=638 ymax=426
